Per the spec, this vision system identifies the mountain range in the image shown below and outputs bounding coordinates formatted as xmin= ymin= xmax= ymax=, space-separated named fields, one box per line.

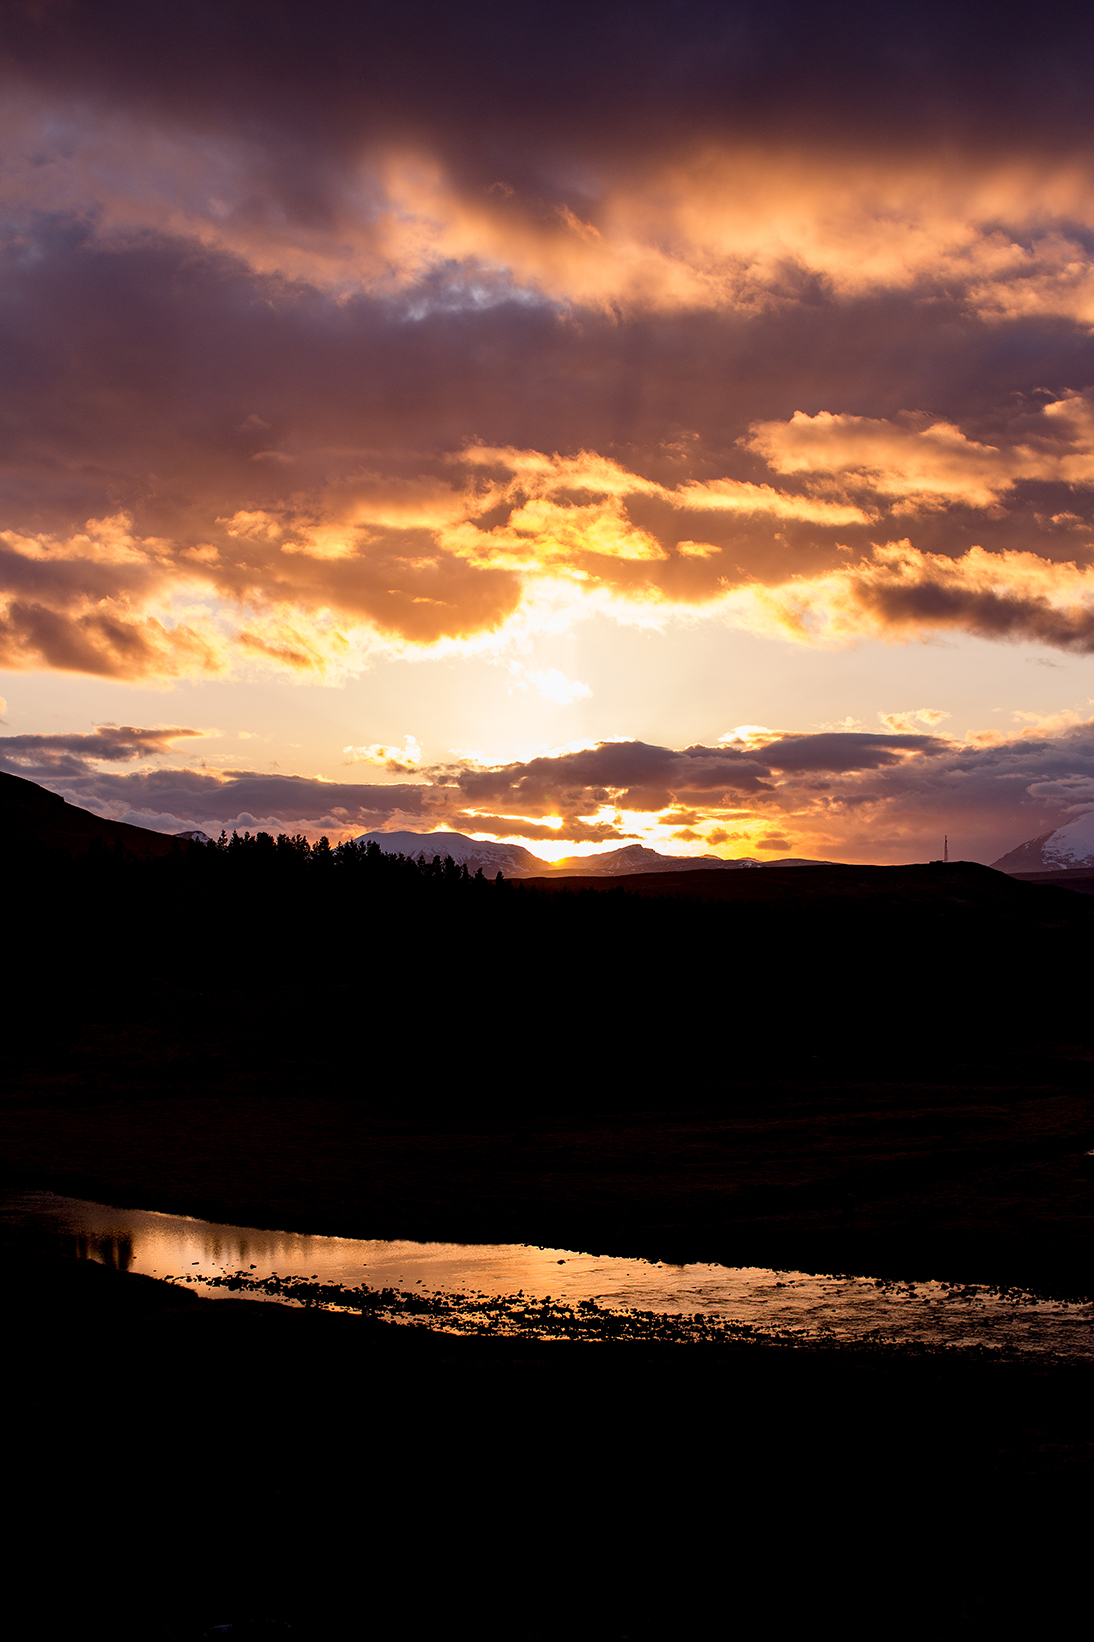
xmin=992 ymin=809 xmax=1094 ymax=872
xmin=354 ymin=830 xmax=831 ymax=877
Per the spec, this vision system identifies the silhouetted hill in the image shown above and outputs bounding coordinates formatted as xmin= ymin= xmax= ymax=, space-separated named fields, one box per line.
xmin=548 ymin=844 xmax=834 ymax=874
xmin=516 ymin=857 xmax=1087 ymax=914
xmin=1004 ymin=867 xmax=1094 ymax=896
xmin=0 ymin=769 xmax=177 ymax=858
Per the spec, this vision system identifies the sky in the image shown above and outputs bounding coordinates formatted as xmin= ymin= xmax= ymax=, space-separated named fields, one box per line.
xmin=4 ymin=1 xmax=1094 ymax=863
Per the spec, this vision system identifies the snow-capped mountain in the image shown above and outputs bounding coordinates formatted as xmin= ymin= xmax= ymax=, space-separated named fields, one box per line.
xmin=355 ymin=831 xmax=743 ymax=876
xmin=354 ymin=830 xmax=548 ymax=876
xmin=174 ymin=828 xmax=213 ymax=844
xmin=992 ymin=809 xmax=1094 ymax=872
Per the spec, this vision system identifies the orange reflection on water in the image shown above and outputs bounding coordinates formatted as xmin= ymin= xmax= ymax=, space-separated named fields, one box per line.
xmin=3 ymin=1190 xmax=1093 ymax=1358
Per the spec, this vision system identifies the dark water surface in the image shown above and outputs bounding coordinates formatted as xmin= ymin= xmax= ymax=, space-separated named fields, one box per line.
xmin=4 ymin=1188 xmax=1092 ymax=1354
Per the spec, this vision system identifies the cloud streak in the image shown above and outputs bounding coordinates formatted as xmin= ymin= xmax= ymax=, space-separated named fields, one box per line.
xmin=748 ymin=397 xmax=1094 ymax=511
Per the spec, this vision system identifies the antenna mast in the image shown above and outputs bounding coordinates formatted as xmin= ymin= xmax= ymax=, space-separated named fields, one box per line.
xmin=944 ymin=834 xmax=949 ymax=863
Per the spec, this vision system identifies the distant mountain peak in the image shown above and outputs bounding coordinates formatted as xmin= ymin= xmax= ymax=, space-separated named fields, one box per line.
xmin=354 ymin=830 xmax=547 ymax=874
xmin=992 ymin=810 xmax=1094 ymax=872
xmin=355 ymin=828 xmax=833 ymax=878
xmin=549 ymin=843 xmax=737 ymax=876
xmin=355 ymin=830 xmax=731 ymax=877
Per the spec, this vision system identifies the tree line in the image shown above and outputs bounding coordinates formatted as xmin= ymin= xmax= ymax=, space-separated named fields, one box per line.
xmin=199 ymin=829 xmax=508 ymax=886
xmin=8 ymin=823 xmax=1093 ymax=1097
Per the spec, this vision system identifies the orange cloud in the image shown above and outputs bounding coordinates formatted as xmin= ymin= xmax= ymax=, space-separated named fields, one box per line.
xmin=747 ymin=396 xmax=1094 ymax=511
xmin=365 ymin=152 xmax=1094 ymax=325
xmin=344 ymin=734 xmax=422 ymax=773
xmin=6 ymin=460 xmax=1094 ymax=685
xmin=879 ymin=708 xmax=952 ymax=733
xmin=0 ymin=598 xmax=228 ymax=680
xmin=723 ymin=541 xmax=1094 ymax=651
xmin=0 ymin=513 xmax=171 ymax=566
xmin=7 ymin=392 xmax=1094 ymax=689
xmin=15 ymin=94 xmax=1094 ymax=327
xmin=0 ymin=435 xmax=879 ymax=680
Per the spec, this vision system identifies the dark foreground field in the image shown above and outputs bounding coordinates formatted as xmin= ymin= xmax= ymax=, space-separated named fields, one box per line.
xmin=3 ymin=824 xmax=1094 ymax=1634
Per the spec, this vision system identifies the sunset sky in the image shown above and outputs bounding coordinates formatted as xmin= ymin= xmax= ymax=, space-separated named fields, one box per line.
xmin=4 ymin=1 xmax=1094 ymax=862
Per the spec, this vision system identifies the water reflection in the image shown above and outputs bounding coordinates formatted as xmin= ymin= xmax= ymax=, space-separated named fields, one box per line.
xmin=65 ymin=1230 xmax=134 ymax=1270
xmin=2 ymin=1189 xmax=1092 ymax=1357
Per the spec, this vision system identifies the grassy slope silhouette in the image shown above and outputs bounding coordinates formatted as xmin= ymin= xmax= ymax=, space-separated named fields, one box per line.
xmin=0 ymin=767 xmax=179 ymax=858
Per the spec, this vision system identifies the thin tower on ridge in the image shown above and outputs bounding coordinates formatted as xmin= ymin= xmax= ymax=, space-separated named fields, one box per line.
xmin=944 ymin=835 xmax=949 ymax=862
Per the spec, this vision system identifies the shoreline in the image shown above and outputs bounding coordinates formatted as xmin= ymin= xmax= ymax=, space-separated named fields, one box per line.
xmin=4 ymin=1082 xmax=1093 ymax=1299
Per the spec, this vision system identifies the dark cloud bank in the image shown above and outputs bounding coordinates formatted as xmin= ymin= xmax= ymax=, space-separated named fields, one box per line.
xmin=9 ymin=1 xmax=1094 ymax=156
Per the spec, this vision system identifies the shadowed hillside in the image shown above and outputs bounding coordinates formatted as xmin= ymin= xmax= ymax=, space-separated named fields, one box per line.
xmin=1005 ymin=868 xmax=1094 ymax=897
xmin=519 ymin=856 xmax=1072 ymax=907
xmin=0 ymin=769 xmax=178 ymax=859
